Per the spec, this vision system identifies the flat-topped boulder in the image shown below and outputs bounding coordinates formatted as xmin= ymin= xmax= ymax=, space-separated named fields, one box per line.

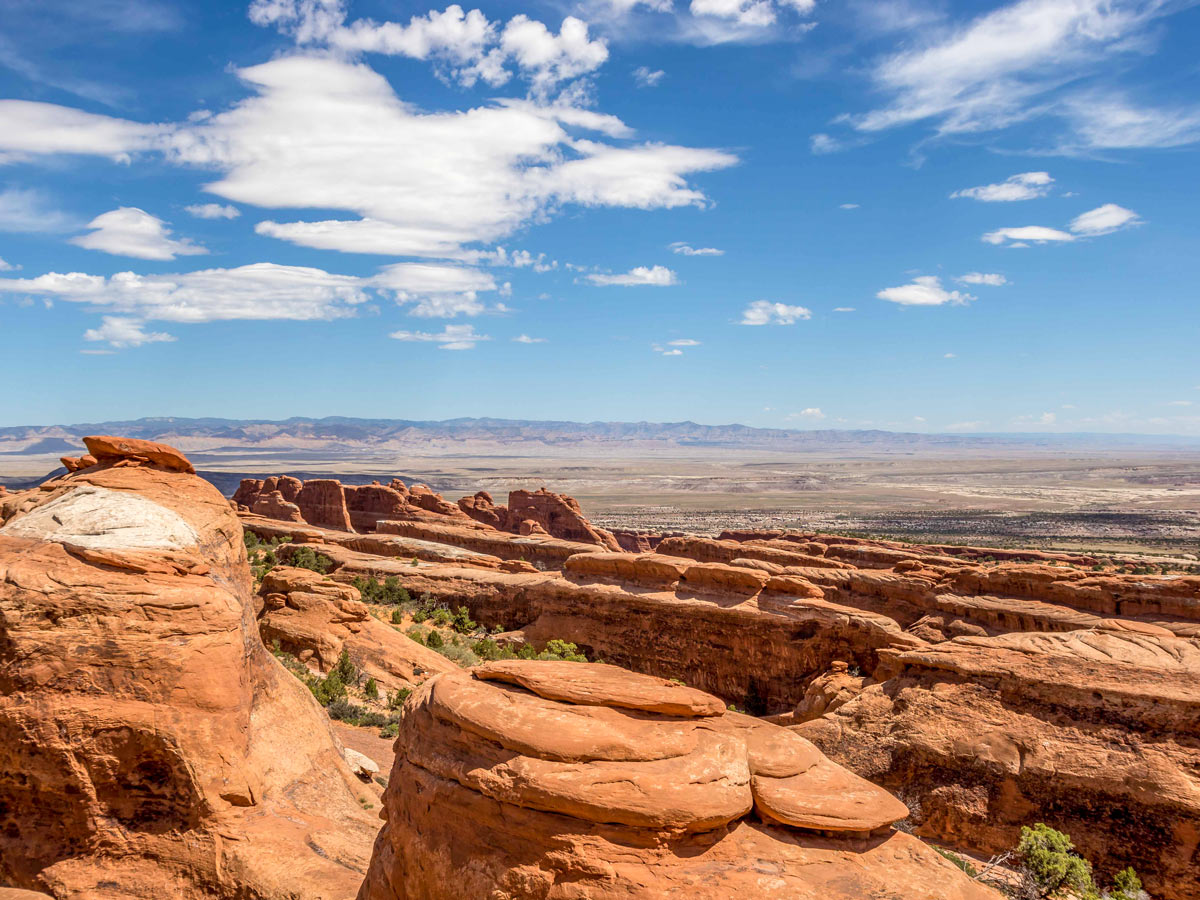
xmin=358 ymin=662 xmax=998 ymax=900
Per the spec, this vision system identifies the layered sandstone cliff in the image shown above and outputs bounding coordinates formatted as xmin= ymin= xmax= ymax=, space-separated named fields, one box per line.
xmin=357 ymin=661 xmax=998 ymax=900
xmin=0 ymin=439 xmax=378 ymax=898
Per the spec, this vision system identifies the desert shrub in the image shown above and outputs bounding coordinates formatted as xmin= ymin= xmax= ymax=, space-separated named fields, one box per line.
xmin=431 ymin=607 xmax=453 ymax=628
xmin=379 ymin=722 xmax=399 ymax=739
xmin=1106 ymin=868 xmax=1146 ymax=900
xmin=352 ymin=575 xmax=412 ymax=606
xmin=540 ymin=639 xmax=587 ymax=662
xmin=290 ymin=546 xmax=333 ymax=574
xmin=390 ymin=607 xmax=404 ymax=625
xmin=386 ymin=687 xmax=411 ymax=710
xmin=327 ymin=699 xmax=393 ymax=728
xmin=471 ymin=637 xmax=515 ymax=661
xmin=1016 ymin=824 xmax=1097 ymax=899
xmin=411 ymin=608 xmax=429 ymax=624
xmin=309 ymin=670 xmax=347 ymax=705
xmin=363 ymin=677 xmax=379 ymax=700
xmin=333 ymin=649 xmax=357 ymax=685
xmin=451 ymin=606 xmax=476 ymax=634
xmin=425 ymin=629 xmax=444 ymax=650
xmin=934 ymin=847 xmax=977 ymax=877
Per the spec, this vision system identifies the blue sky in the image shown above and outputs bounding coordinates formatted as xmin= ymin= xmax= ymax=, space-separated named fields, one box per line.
xmin=0 ymin=0 xmax=1197 ymax=432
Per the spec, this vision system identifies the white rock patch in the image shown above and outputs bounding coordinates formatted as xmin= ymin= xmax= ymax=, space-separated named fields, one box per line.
xmin=0 ymin=484 xmax=199 ymax=551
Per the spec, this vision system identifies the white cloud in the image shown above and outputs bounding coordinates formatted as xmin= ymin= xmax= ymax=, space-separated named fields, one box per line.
xmin=0 ymin=257 xmax=14 ymax=271
xmin=70 ymin=207 xmax=207 ymax=260
xmin=0 ymin=263 xmax=370 ymax=324
xmin=253 ymin=1 xmax=609 ymax=95
xmin=1061 ymin=93 xmax=1200 ymax=151
xmin=668 ymin=338 xmax=701 ymax=346
xmin=0 ymin=55 xmax=735 ymax=262
xmin=633 ymin=66 xmax=665 ymax=87
xmin=832 ymin=306 xmax=855 ymax=312
xmin=847 ymin=0 xmax=1182 ymax=145
xmin=390 ymin=323 xmax=490 ymax=350
xmin=877 ymin=275 xmax=973 ymax=306
xmin=513 ymin=333 xmax=546 ymax=343
xmin=1166 ymin=400 xmax=1193 ymax=407
xmin=83 ymin=316 xmax=176 ymax=348
xmin=982 ymin=225 xmax=1075 ymax=246
xmin=585 ymin=265 xmax=678 ymax=286
xmin=956 ymin=272 xmax=1008 ymax=285
xmin=983 ymin=203 xmax=1142 ymax=245
xmin=658 ymin=347 xmax=684 ymax=356
xmin=185 ymin=203 xmax=240 ymax=219
xmin=791 ymin=407 xmax=825 ymax=419
xmin=690 ymin=0 xmax=777 ymax=28
xmin=838 ymin=203 xmax=859 ymax=209
xmin=943 ymin=352 xmax=957 ymax=358
xmin=669 ymin=241 xmax=723 ymax=256
xmin=1068 ymin=203 xmax=1142 ymax=236
xmin=0 ymin=187 xmax=77 ymax=232
xmin=810 ymin=133 xmax=842 ymax=154
xmin=951 ymin=171 xmax=1053 ymax=202
xmin=0 ymin=99 xmax=164 ymax=163
xmin=740 ymin=300 xmax=812 ymax=325
xmin=371 ymin=262 xmax=499 ymax=317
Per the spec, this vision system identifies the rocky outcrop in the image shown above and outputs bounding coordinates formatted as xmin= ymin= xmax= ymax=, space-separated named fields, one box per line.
xmin=0 ymin=439 xmax=378 ymax=898
xmin=796 ymin=629 xmax=1200 ymax=900
xmin=251 ymin=489 xmax=305 ymax=522
xmin=295 ymin=478 xmax=354 ymax=531
xmin=257 ymin=565 xmax=458 ymax=690
xmin=457 ymin=487 xmax=621 ymax=550
xmin=358 ymin=662 xmax=997 ymax=900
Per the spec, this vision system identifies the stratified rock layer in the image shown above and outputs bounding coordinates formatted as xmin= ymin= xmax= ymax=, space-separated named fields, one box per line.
xmin=0 ymin=441 xmax=378 ymax=898
xmin=357 ymin=662 xmax=997 ymax=900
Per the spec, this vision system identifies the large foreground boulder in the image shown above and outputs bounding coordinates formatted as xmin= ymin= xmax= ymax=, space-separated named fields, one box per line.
xmin=357 ymin=661 xmax=999 ymax=899
xmin=0 ymin=440 xmax=378 ymax=898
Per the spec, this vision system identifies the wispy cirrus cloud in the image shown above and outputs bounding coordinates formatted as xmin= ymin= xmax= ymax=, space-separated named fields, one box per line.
xmin=389 ymin=323 xmax=490 ymax=350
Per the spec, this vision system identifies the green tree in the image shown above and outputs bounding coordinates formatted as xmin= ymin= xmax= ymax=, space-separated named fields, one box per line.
xmin=363 ymin=677 xmax=379 ymax=700
xmin=1109 ymin=867 xmax=1144 ymax=900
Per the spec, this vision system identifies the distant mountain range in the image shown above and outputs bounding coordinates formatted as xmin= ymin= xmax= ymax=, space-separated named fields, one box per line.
xmin=1 ymin=416 xmax=1197 ymax=456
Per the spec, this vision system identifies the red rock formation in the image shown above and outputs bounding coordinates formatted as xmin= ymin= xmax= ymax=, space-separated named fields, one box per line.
xmin=0 ymin=439 xmax=377 ymax=897
xmin=251 ymin=489 xmax=304 ymax=522
xmin=295 ymin=478 xmax=354 ymax=531
xmin=343 ymin=482 xmax=410 ymax=532
xmin=796 ymin=629 xmax=1200 ymax=900
xmin=357 ymin=662 xmax=997 ymax=900
xmin=456 ymin=489 xmax=505 ymax=528
xmin=506 ymin=488 xmax=622 ymax=549
xmin=82 ymin=434 xmax=195 ymax=473
xmin=257 ymin=566 xmax=457 ymax=691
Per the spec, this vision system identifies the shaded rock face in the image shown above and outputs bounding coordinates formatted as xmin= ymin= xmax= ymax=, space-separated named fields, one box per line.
xmin=257 ymin=565 xmax=458 ymax=690
xmin=795 ymin=630 xmax=1200 ymax=900
xmin=0 ymin=441 xmax=378 ymax=898
xmin=357 ymin=662 xmax=998 ymax=900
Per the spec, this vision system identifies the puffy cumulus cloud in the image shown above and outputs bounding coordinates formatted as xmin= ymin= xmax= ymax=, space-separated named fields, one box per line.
xmin=633 ymin=66 xmax=664 ymax=87
xmin=0 ymin=257 xmax=14 ymax=271
xmin=0 ymin=54 xmax=734 ymax=260
xmin=740 ymin=300 xmax=811 ymax=325
xmin=841 ymin=0 xmax=1192 ymax=151
xmin=70 ymin=207 xmax=207 ymax=261
xmin=185 ymin=203 xmax=240 ymax=219
xmin=83 ymin=316 xmax=176 ymax=348
xmin=585 ymin=265 xmax=678 ymax=286
xmin=951 ymin=172 xmax=1053 ymax=202
xmin=788 ymin=407 xmax=824 ymax=419
xmin=513 ymin=333 xmax=546 ymax=343
xmin=389 ymin=323 xmax=490 ymax=350
xmin=251 ymin=1 xmax=608 ymax=95
xmin=983 ymin=203 xmax=1142 ymax=245
xmin=0 ymin=263 xmax=371 ymax=324
xmin=670 ymin=241 xmax=723 ymax=256
xmin=690 ymin=0 xmax=776 ymax=28
xmin=956 ymin=272 xmax=1008 ymax=285
xmin=1069 ymin=202 xmax=1142 ymax=236
xmin=876 ymin=275 xmax=973 ymax=306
